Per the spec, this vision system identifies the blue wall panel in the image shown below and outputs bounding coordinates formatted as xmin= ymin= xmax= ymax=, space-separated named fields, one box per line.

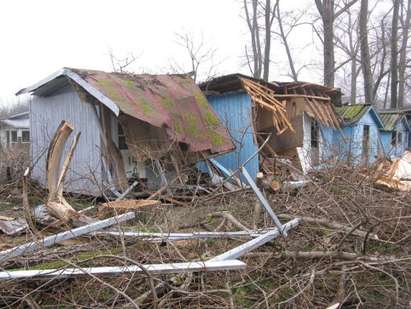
xmin=333 ymin=111 xmax=380 ymax=165
xmin=203 ymin=92 xmax=259 ymax=180
xmin=380 ymin=121 xmax=409 ymax=158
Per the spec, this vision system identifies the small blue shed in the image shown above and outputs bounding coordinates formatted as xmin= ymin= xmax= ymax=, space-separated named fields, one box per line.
xmin=335 ymin=104 xmax=384 ymax=165
xmin=379 ymin=112 xmax=410 ymax=158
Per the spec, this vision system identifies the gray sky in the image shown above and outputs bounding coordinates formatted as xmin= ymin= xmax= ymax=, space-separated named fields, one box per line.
xmin=0 ymin=0 xmax=317 ymax=106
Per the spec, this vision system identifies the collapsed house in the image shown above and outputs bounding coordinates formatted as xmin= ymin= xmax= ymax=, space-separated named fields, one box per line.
xmin=17 ymin=68 xmax=234 ymax=196
xmin=199 ymin=74 xmax=293 ymax=179
xmin=379 ymin=111 xmax=410 ymax=159
xmin=335 ymin=104 xmax=384 ymax=165
xmin=199 ymin=75 xmax=341 ymax=175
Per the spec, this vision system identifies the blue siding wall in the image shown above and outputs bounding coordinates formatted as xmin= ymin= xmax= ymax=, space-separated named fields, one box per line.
xmin=204 ymin=92 xmax=259 ymax=180
xmin=333 ymin=111 xmax=380 ymax=165
xmin=319 ymin=125 xmax=335 ymax=161
xmin=380 ymin=121 xmax=409 ymax=158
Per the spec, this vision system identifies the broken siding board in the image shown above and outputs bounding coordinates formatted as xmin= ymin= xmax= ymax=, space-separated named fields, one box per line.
xmin=0 ymin=212 xmax=135 ymax=263
xmin=209 ymin=219 xmax=300 ymax=262
xmin=0 ymin=260 xmax=246 ymax=280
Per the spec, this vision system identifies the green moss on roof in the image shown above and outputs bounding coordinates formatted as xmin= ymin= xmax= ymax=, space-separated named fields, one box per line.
xmin=335 ymin=104 xmax=369 ymax=123
xmin=208 ymin=131 xmax=226 ymax=146
xmin=379 ymin=112 xmax=402 ymax=131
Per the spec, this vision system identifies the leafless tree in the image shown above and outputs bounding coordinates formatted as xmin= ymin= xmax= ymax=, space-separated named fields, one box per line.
xmin=398 ymin=0 xmax=411 ymax=107
xmin=390 ymin=0 xmax=401 ymax=108
xmin=171 ymin=32 xmax=219 ymax=82
xmin=272 ymin=1 xmax=308 ymax=81
xmin=314 ymin=0 xmax=360 ymax=87
xmin=108 ymin=48 xmax=139 ymax=73
xmin=243 ymin=0 xmax=278 ymax=81
xmin=359 ymin=0 xmax=376 ymax=104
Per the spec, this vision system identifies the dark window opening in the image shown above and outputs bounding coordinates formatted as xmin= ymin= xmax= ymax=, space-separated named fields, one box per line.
xmin=397 ymin=132 xmax=402 ymax=145
xmin=311 ymin=120 xmax=319 ymax=148
xmin=22 ymin=130 xmax=30 ymax=143
xmin=11 ymin=131 xmax=17 ymax=143
xmin=6 ymin=131 xmax=10 ymax=145
xmin=363 ymin=125 xmax=370 ymax=163
xmin=118 ymin=123 xmax=128 ymax=150
xmin=391 ymin=131 xmax=397 ymax=146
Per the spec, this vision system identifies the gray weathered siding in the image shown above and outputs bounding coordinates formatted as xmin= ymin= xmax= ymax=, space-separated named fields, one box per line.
xmin=30 ymin=85 xmax=102 ymax=195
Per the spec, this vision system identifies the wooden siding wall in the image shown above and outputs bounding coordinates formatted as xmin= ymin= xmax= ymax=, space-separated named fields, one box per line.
xmin=30 ymin=85 xmax=103 ymax=195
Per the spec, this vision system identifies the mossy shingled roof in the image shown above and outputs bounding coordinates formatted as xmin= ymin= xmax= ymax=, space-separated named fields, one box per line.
xmin=335 ymin=104 xmax=370 ymax=124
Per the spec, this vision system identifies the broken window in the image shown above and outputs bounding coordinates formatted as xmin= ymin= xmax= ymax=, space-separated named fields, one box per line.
xmin=6 ymin=131 xmax=10 ymax=145
xmin=311 ymin=120 xmax=319 ymax=148
xmin=118 ymin=123 xmax=128 ymax=150
xmin=22 ymin=130 xmax=30 ymax=143
xmin=391 ymin=131 xmax=397 ymax=146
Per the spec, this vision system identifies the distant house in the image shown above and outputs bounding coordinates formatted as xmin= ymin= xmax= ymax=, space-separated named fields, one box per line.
xmin=0 ymin=111 xmax=30 ymax=150
xmin=335 ymin=104 xmax=384 ymax=165
xmin=17 ymin=68 xmax=233 ymax=196
xmin=379 ymin=112 xmax=410 ymax=158
xmin=199 ymin=74 xmax=341 ymax=175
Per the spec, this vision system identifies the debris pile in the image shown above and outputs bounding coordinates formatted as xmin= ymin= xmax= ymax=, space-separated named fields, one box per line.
xmin=0 ymin=123 xmax=410 ymax=308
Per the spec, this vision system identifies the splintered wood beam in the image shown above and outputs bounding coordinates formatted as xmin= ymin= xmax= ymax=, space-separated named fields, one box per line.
xmin=45 ymin=120 xmax=90 ymax=224
xmin=46 ymin=121 xmax=74 ymax=199
xmin=209 ymin=219 xmax=300 ymax=262
xmin=0 ymin=212 xmax=135 ymax=263
xmin=0 ymin=260 xmax=246 ymax=280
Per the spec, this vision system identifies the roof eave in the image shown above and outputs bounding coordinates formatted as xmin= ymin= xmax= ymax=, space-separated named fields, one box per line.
xmin=16 ymin=68 xmax=120 ymax=117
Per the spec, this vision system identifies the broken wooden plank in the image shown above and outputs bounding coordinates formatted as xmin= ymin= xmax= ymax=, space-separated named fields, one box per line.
xmin=0 ymin=260 xmax=246 ymax=280
xmin=209 ymin=218 xmax=300 ymax=262
xmin=240 ymin=166 xmax=286 ymax=235
xmin=0 ymin=212 xmax=135 ymax=263
xmin=98 ymin=199 xmax=160 ymax=215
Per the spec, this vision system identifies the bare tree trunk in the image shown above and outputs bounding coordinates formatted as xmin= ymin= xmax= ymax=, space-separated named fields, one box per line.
xmin=359 ymin=0 xmax=374 ymax=104
xmin=316 ymin=0 xmax=336 ymax=87
xmin=391 ymin=0 xmax=400 ymax=109
xmin=350 ymin=57 xmax=357 ymax=104
xmin=263 ymin=0 xmax=272 ymax=81
xmin=398 ymin=0 xmax=411 ymax=108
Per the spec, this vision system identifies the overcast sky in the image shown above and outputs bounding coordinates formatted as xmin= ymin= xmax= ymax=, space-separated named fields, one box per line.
xmin=0 ymin=0 xmax=316 ymax=106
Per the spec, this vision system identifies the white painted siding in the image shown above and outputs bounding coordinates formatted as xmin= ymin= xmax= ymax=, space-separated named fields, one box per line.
xmin=30 ymin=85 xmax=103 ymax=195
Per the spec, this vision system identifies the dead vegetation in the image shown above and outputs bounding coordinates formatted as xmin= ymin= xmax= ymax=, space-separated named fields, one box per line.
xmin=0 ymin=158 xmax=410 ymax=308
